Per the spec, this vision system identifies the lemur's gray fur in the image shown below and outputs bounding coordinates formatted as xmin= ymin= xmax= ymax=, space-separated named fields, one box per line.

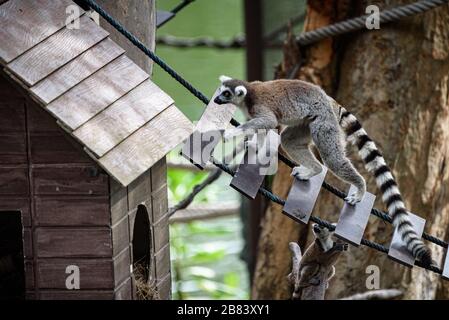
xmin=215 ymin=75 xmax=432 ymax=267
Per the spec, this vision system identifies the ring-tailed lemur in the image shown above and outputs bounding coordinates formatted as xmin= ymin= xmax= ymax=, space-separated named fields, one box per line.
xmin=291 ymin=223 xmax=347 ymax=300
xmin=214 ymin=75 xmax=432 ymax=266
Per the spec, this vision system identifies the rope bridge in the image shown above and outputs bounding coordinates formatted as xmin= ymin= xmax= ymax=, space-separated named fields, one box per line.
xmin=80 ymin=0 xmax=449 ymax=275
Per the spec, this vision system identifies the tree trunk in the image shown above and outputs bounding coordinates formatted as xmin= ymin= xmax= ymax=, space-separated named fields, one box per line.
xmin=252 ymin=0 xmax=449 ymax=300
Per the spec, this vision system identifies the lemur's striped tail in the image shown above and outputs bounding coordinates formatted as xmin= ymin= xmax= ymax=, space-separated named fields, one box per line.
xmin=338 ymin=106 xmax=432 ymax=267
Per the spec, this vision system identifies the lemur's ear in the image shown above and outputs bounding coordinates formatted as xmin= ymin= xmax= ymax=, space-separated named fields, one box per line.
xmin=219 ymin=75 xmax=232 ymax=83
xmin=235 ymin=85 xmax=247 ymax=97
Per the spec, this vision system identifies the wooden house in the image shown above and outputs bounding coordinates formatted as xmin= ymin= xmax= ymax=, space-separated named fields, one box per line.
xmin=0 ymin=0 xmax=193 ymax=299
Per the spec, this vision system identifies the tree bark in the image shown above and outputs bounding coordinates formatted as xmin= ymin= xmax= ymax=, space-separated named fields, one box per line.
xmin=252 ymin=0 xmax=449 ymax=300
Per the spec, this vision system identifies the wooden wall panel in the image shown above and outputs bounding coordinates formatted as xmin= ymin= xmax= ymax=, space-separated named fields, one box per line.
xmin=32 ymin=166 xmax=109 ymax=196
xmin=36 ymin=258 xmax=114 ymax=289
xmin=0 ymin=133 xmax=27 ymax=164
xmin=127 ymin=169 xmax=152 ymax=209
xmin=34 ymin=197 xmax=110 ymax=226
xmin=113 ymin=247 xmax=131 ymax=287
xmin=151 ymin=185 xmax=168 ymax=224
xmin=0 ymin=101 xmax=25 ymax=132
xmin=23 ymin=228 xmax=33 ymax=258
xmin=24 ymin=259 xmax=34 ymax=290
xmin=112 ymin=216 xmax=130 ymax=257
xmin=29 ymin=132 xmax=92 ymax=164
xmin=0 ymin=0 xmax=84 ymax=63
xmin=152 ymin=214 xmax=169 ymax=253
xmin=0 ymin=167 xmax=28 ymax=196
xmin=110 ymin=180 xmax=128 ymax=226
xmin=154 ymin=243 xmax=170 ymax=281
xmin=27 ymin=101 xmax=60 ymax=133
xmin=35 ymin=227 xmax=112 ymax=257
xmin=114 ymin=277 xmax=132 ymax=300
xmin=39 ymin=290 xmax=114 ymax=300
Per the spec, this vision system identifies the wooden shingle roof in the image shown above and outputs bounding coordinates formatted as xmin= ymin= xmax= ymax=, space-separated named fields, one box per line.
xmin=0 ymin=0 xmax=193 ymax=186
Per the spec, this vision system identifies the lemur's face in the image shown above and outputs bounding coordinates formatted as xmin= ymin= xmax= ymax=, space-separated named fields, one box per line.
xmin=214 ymin=75 xmax=247 ymax=106
xmin=312 ymin=223 xmax=334 ymax=242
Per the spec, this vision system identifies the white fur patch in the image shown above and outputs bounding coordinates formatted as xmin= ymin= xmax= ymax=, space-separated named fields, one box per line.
xmin=359 ymin=141 xmax=376 ymax=159
xmin=381 ymin=185 xmax=400 ymax=200
xmin=235 ymin=85 xmax=247 ymax=97
xmin=219 ymin=75 xmax=232 ymax=83
xmin=375 ymin=171 xmax=394 ymax=185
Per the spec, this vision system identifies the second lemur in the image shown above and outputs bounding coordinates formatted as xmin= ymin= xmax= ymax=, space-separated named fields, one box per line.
xmin=214 ymin=75 xmax=432 ymax=266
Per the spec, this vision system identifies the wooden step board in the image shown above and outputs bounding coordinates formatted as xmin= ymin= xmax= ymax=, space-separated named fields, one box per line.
xmin=230 ymin=130 xmax=280 ymax=199
xmin=334 ymin=185 xmax=376 ymax=246
xmin=181 ymin=89 xmax=236 ymax=169
xmin=443 ymin=250 xmax=449 ymax=280
xmin=282 ymin=166 xmax=327 ymax=224
xmin=388 ymin=212 xmax=426 ymax=268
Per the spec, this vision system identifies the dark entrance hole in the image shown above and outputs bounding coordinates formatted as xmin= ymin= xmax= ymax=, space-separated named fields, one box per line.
xmin=132 ymin=205 xmax=152 ymax=282
xmin=0 ymin=211 xmax=25 ymax=300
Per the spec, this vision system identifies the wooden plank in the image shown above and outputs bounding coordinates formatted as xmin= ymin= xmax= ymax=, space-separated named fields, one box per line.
xmin=153 ymin=214 xmax=169 ymax=253
xmin=7 ymin=15 xmax=109 ymax=86
xmin=24 ymin=259 xmax=34 ymax=290
xmin=181 ymin=89 xmax=236 ymax=169
xmin=334 ymin=185 xmax=376 ymax=246
xmin=46 ymin=55 xmax=149 ymax=131
xmin=29 ymin=132 xmax=92 ymax=164
xmin=114 ymin=277 xmax=133 ymax=300
xmin=282 ymin=166 xmax=327 ymax=224
xmin=34 ymin=197 xmax=110 ymax=226
xmin=0 ymin=0 xmax=84 ymax=63
xmin=388 ymin=212 xmax=426 ymax=268
xmin=113 ymin=247 xmax=131 ymax=287
xmin=156 ymin=273 xmax=171 ymax=300
xmin=112 ymin=216 xmax=130 ymax=257
xmin=32 ymin=165 xmax=109 ymax=196
xmin=30 ymin=38 xmax=125 ymax=104
xmin=0 ymin=101 xmax=25 ymax=132
xmin=151 ymin=185 xmax=168 ymax=223
xmin=230 ymin=130 xmax=281 ymax=199
xmin=98 ymin=105 xmax=193 ymax=187
xmin=0 ymin=167 xmax=28 ymax=196
xmin=35 ymin=227 xmax=113 ymax=258
xmin=27 ymin=100 xmax=60 ymax=133
xmin=73 ymin=80 xmax=173 ymax=157
xmin=111 ymin=179 xmax=128 ymax=226
xmin=128 ymin=169 xmax=152 ymax=209
xmin=23 ymin=227 xmax=33 ymax=258
xmin=39 ymin=290 xmax=114 ymax=300
xmin=154 ymin=244 xmax=171 ymax=280
xmin=37 ymin=258 xmax=114 ymax=289
xmin=442 ymin=249 xmax=449 ymax=281
xmin=0 ymin=133 xmax=27 ymax=164
xmin=0 ymin=198 xmax=31 ymax=227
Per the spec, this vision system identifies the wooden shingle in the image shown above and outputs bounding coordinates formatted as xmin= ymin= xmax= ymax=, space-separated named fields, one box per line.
xmin=0 ymin=0 xmax=83 ymax=64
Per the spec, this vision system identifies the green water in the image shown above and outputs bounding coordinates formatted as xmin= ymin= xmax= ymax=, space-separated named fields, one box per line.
xmin=154 ymin=0 xmax=245 ymax=121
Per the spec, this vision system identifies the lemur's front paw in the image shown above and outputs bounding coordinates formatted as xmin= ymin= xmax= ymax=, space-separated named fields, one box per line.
xmin=292 ymin=166 xmax=314 ymax=180
xmin=345 ymin=191 xmax=363 ymax=205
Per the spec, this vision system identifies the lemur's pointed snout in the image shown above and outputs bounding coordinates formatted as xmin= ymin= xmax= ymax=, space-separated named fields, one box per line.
xmin=214 ymin=96 xmax=224 ymax=104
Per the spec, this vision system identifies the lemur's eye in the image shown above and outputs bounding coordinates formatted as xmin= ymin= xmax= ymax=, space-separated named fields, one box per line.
xmin=223 ymin=91 xmax=231 ymax=98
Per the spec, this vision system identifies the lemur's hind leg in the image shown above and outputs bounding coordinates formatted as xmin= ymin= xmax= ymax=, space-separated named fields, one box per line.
xmin=310 ymin=120 xmax=366 ymax=204
xmin=281 ymin=124 xmax=323 ymax=180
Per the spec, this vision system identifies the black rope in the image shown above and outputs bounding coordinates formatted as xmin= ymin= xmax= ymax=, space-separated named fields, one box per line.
xmin=297 ymin=0 xmax=449 ymax=46
xmin=80 ymin=0 xmax=449 ymax=254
